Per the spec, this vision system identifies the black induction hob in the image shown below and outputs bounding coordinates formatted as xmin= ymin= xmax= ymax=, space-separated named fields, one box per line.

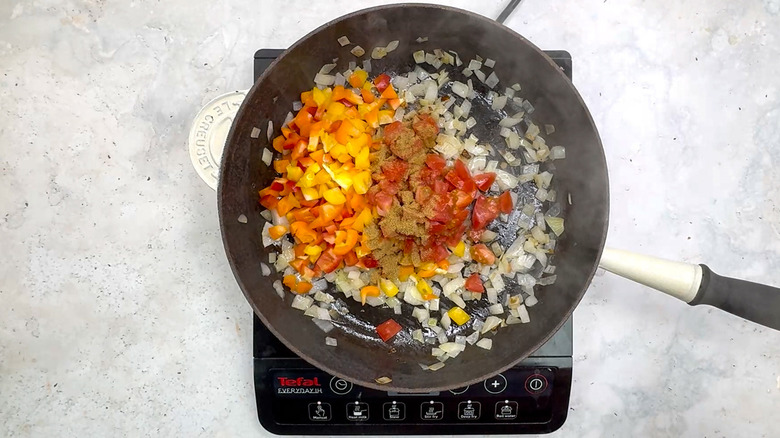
xmin=252 ymin=48 xmax=573 ymax=435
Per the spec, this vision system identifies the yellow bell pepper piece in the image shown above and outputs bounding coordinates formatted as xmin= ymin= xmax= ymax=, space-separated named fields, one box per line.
xmin=348 ymin=69 xmax=368 ymax=88
xmin=416 ymin=278 xmax=434 ymax=298
xmin=452 ymin=241 xmax=466 ymax=258
xmin=380 ymin=279 xmax=399 ymax=297
xmin=352 ymin=171 xmax=372 ymax=195
xmin=323 ymin=187 xmax=346 ymax=205
xmin=301 ymin=187 xmax=320 ymax=201
xmin=286 ymin=165 xmax=303 ymax=182
xmin=355 ymin=147 xmax=370 ymax=170
xmin=332 ymin=172 xmax=353 ymax=190
xmin=417 ymin=262 xmax=437 ymax=278
xmin=447 ymin=307 xmax=471 ymax=326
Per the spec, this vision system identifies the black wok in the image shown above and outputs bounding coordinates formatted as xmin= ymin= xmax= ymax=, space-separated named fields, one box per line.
xmin=218 ymin=4 xmax=780 ymax=393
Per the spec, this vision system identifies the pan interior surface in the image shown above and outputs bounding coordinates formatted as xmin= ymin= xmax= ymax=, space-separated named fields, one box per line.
xmin=218 ymin=4 xmax=609 ymax=392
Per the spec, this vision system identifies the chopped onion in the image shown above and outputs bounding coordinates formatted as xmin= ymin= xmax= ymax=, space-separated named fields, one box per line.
xmin=517 ymin=304 xmax=531 ymax=322
xmin=325 ymin=337 xmax=337 ymax=346
xmin=292 ymin=295 xmax=313 ymax=310
xmin=416 ymin=36 xmax=428 ymax=43
xmin=272 ymin=280 xmax=285 ymax=299
xmin=484 ymin=58 xmax=496 ymax=68
xmin=350 ymin=46 xmax=365 ymax=57
xmin=476 ymin=338 xmax=493 ymax=350
xmin=491 ymin=95 xmax=507 ymax=110
xmin=267 ymin=120 xmax=273 ymax=142
xmin=319 ymin=63 xmax=336 ymax=74
xmin=550 ymin=145 xmax=566 ymax=160
xmin=488 ymin=303 xmax=504 ymax=315
xmin=261 ymin=148 xmax=273 ymax=166
xmin=386 ymin=40 xmax=399 ymax=52
xmin=260 ymin=263 xmax=271 ymax=276
xmin=451 ymin=81 xmax=469 ymax=99
xmin=427 ymin=362 xmax=446 ymax=371
xmin=485 ymin=71 xmax=499 ymax=89
xmin=468 ymin=59 xmax=482 ymax=70
xmin=481 ymin=316 xmax=502 ymax=334
xmin=337 ymin=35 xmax=350 ymax=46
xmin=371 ymin=46 xmax=387 ymax=59
xmin=314 ymin=73 xmax=335 ymax=86
xmin=499 ymin=116 xmax=522 ymax=127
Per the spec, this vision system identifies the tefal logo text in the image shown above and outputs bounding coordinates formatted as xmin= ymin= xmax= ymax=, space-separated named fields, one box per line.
xmin=277 ymin=377 xmax=321 ymax=387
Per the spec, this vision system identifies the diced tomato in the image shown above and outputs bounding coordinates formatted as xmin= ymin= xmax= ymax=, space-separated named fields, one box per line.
xmin=403 ymin=239 xmax=415 ymax=254
xmin=467 ymin=228 xmax=484 ymax=242
xmin=315 ymin=248 xmax=343 ymax=273
xmin=498 ymin=191 xmax=513 ymax=214
xmin=362 ymin=255 xmax=379 ymax=268
xmin=374 ymin=191 xmax=394 ymax=216
xmin=412 ymin=114 xmax=439 ymax=143
xmin=378 ymin=179 xmax=400 ymax=196
xmin=432 ymin=179 xmax=450 ymax=194
xmin=472 ymin=195 xmax=500 ymax=230
xmin=421 ymin=243 xmax=449 ymax=263
xmin=470 ymin=243 xmax=496 ymax=265
xmin=381 ymin=159 xmax=409 ymax=182
xmin=415 ymin=186 xmax=433 ymax=204
xmin=373 ymin=74 xmax=391 ymax=93
xmin=376 ymin=318 xmax=402 ymax=342
xmin=465 ymin=273 xmax=485 ymax=293
xmin=473 ymin=172 xmax=496 ymax=191
xmin=453 ymin=190 xmax=474 ymax=209
xmin=453 ymin=159 xmax=472 ymax=183
xmin=382 ymin=121 xmax=405 ymax=145
xmin=424 ymin=154 xmax=447 ymax=174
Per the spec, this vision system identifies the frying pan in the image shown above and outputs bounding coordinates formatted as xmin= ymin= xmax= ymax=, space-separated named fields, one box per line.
xmin=217 ymin=4 xmax=780 ymax=393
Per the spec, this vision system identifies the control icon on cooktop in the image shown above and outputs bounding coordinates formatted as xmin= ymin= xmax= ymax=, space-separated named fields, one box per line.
xmin=383 ymin=401 xmax=406 ymax=421
xmin=484 ymin=374 xmax=508 ymax=394
xmin=346 ymin=401 xmax=369 ymax=421
xmin=495 ymin=400 xmax=519 ymax=420
xmin=308 ymin=402 xmax=331 ymax=421
xmin=457 ymin=401 xmax=481 ymax=420
xmin=421 ymin=401 xmax=444 ymax=420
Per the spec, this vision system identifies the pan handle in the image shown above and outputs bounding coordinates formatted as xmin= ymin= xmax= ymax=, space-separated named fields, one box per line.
xmin=599 ymin=247 xmax=780 ymax=331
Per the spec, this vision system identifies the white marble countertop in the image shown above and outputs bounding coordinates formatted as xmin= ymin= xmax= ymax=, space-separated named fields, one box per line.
xmin=2 ymin=0 xmax=780 ymax=436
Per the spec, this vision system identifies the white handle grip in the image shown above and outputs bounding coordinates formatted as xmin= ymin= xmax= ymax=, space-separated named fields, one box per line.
xmin=598 ymin=247 xmax=703 ymax=303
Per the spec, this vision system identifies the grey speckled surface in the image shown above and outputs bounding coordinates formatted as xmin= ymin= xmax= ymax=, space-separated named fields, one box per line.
xmin=2 ymin=0 xmax=780 ymax=437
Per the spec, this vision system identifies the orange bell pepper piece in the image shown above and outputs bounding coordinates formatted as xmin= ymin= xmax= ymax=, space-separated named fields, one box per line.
xmin=268 ymin=225 xmax=288 ymax=240
xmin=360 ymin=285 xmax=380 ymax=305
xmin=289 ymin=258 xmax=307 ymax=273
xmin=259 ymin=196 xmax=278 ymax=210
xmin=398 ymin=266 xmax=415 ymax=282
xmin=273 ymin=159 xmax=290 ymax=174
xmin=272 ymin=135 xmax=285 ymax=153
xmin=283 ymin=275 xmax=297 ymax=289
xmin=320 ymin=204 xmax=342 ymax=224
xmin=294 ymin=281 xmax=313 ymax=294
xmin=292 ymin=207 xmax=315 ymax=223
xmin=380 ymin=84 xmax=398 ymax=100
xmin=348 ymin=70 xmax=368 ymax=88
xmin=294 ymin=110 xmax=314 ymax=137
xmin=333 ymin=229 xmax=359 ymax=256
xmin=276 ymin=193 xmax=300 ymax=216
xmin=360 ymin=88 xmax=375 ymax=104
xmin=344 ymin=251 xmax=359 ymax=266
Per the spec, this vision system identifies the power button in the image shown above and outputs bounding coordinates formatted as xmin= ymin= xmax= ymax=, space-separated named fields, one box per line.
xmin=524 ymin=374 xmax=548 ymax=394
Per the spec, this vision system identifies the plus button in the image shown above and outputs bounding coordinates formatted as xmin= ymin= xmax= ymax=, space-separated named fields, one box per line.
xmin=483 ymin=374 xmax=508 ymax=394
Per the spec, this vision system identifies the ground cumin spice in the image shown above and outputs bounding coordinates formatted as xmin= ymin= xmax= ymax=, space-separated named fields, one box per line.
xmin=366 ymin=114 xmax=443 ymax=279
